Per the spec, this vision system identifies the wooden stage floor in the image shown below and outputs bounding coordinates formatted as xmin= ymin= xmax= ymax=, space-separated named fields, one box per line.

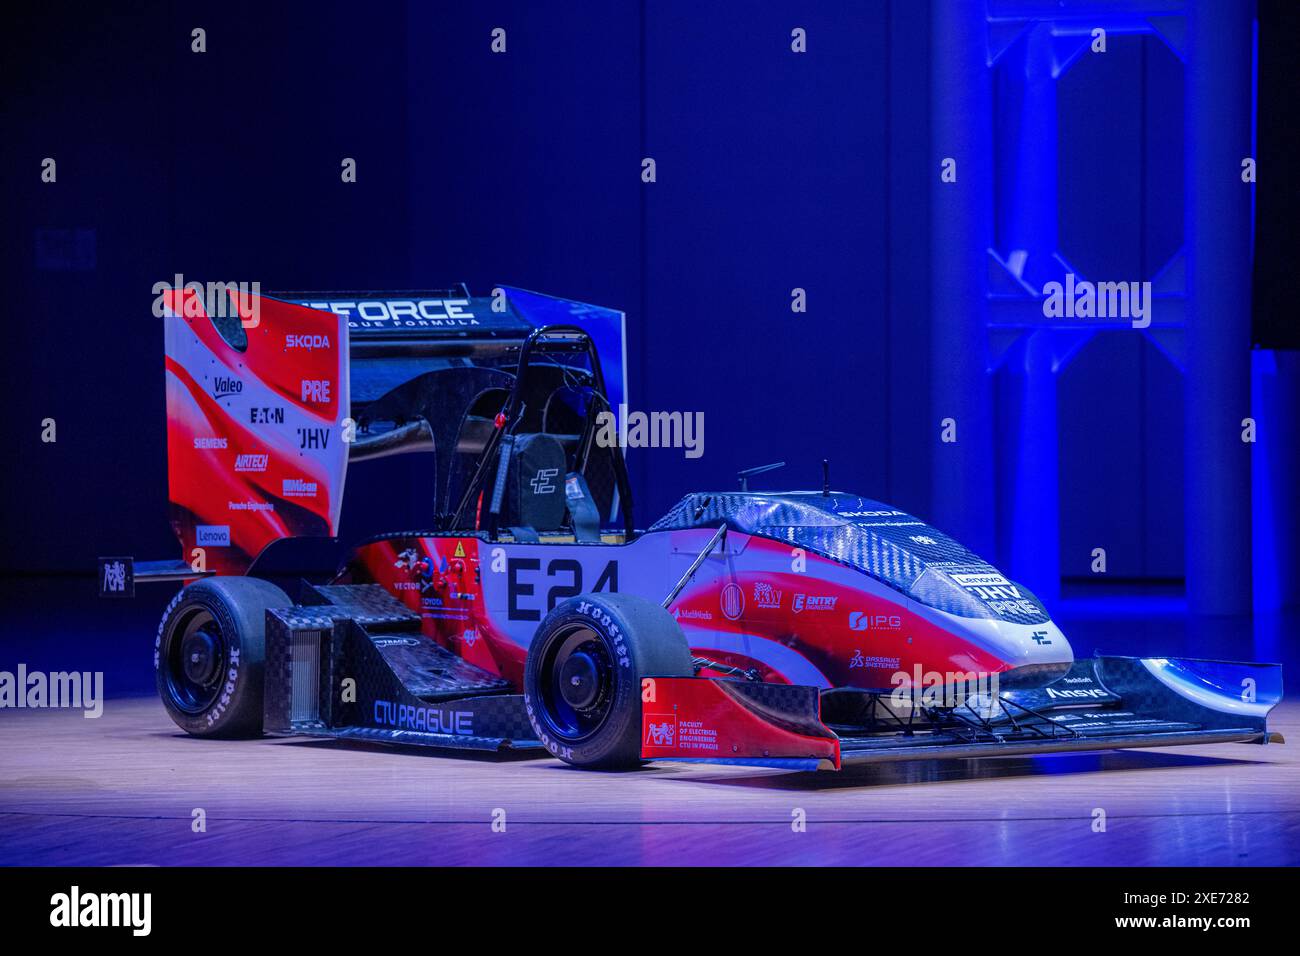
xmin=2 ymin=695 xmax=1298 ymax=866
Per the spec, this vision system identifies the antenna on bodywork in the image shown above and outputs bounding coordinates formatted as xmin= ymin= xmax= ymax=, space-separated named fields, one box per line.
xmin=822 ymin=459 xmax=830 ymax=496
xmin=737 ymin=461 xmax=785 ymax=492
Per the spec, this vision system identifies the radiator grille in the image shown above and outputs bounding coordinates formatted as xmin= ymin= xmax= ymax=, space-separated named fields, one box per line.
xmin=290 ymin=629 xmax=322 ymax=723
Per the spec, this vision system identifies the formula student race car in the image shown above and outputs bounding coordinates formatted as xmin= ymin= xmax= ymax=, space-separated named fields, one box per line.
xmin=100 ymin=284 xmax=1284 ymax=771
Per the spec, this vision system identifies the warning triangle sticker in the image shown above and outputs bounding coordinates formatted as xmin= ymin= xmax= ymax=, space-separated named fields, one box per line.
xmin=453 ymin=541 xmax=466 ymax=558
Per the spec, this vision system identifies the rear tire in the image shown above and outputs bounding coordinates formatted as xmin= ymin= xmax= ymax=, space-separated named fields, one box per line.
xmin=155 ymin=577 xmax=290 ymax=738
xmin=524 ymin=593 xmax=693 ymax=769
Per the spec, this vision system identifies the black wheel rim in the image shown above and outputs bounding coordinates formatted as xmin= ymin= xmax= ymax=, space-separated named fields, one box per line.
xmin=538 ymin=624 xmax=616 ymax=741
xmin=164 ymin=607 xmax=229 ymax=715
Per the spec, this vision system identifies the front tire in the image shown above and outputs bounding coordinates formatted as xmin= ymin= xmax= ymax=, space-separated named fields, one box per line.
xmin=155 ymin=576 xmax=290 ymax=738
xmin=524 ymin=593 xmax=693 ymax=769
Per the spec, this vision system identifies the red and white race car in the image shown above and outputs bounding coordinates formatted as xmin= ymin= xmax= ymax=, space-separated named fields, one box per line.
xmin=102 ymin=285 xmax=1283 ymax=771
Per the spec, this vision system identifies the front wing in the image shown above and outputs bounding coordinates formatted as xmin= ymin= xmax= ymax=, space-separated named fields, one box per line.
xmin=642 ymin=656 xmax=1283 ymax=771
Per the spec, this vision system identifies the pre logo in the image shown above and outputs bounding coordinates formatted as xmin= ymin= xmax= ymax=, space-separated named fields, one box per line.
xmin=300 ymin=379 xmax=331 ymax=403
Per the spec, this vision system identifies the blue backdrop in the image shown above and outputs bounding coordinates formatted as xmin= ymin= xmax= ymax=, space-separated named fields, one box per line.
xmin=2 ymin=1 xmax=1293 ymax=621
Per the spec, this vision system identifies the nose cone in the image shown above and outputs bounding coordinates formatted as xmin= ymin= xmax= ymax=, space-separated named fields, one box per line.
xmin=957 ymin=616 xmax=1074 ymax=687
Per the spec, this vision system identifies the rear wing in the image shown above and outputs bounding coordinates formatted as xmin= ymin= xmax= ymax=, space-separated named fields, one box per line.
xmin=161 ymin=286 xmax=350 ymax=576
xmin=152 ymin=284 xmax=626 ymax=577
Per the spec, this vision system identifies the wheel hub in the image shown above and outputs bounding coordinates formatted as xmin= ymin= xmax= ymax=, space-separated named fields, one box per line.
xmin=180 ymin=626 xmax=219 ymax=685
xmin=559 ymin=651 xmax=601 ymax=710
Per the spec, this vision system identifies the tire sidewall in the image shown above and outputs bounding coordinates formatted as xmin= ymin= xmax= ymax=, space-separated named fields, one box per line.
xmin=524 ymin=593 xmax=691 ymax=768
xmin=154 ymin=578 xmax=281 ymax=737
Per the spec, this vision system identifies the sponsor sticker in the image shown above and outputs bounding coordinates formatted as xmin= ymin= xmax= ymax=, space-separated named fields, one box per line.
xmin=195 ymin=525 xmax=230 ymax=547
xmin=720 ymin=583 xmax=745 ymax=620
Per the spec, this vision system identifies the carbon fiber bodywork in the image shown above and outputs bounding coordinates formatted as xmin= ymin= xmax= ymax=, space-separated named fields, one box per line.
xmin=652 ymin=492 xmax=1052 ymax=626
xmin=264 ymin=584 xmax=537 ymax=750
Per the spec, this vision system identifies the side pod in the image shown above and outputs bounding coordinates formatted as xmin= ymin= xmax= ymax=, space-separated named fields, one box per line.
xmin=262 ymin=584 xmax=539 ymax=752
